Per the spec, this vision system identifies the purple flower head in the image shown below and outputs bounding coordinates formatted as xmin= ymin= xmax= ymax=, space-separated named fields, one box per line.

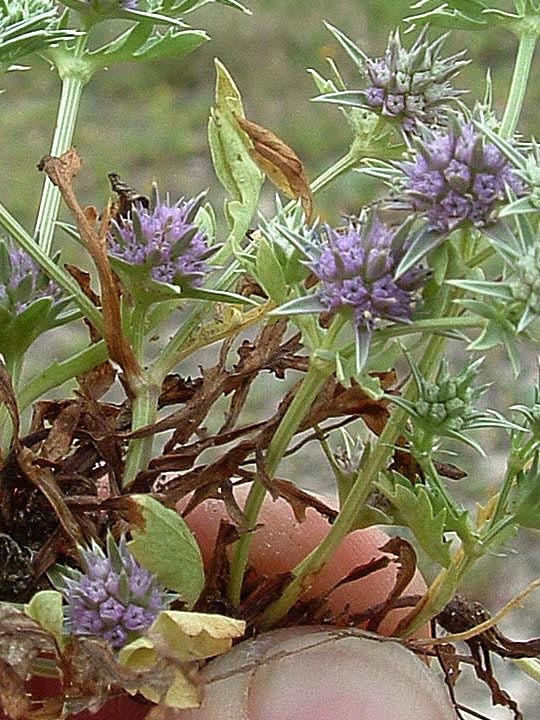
xmin=108 ymin=192 xmax=217 ymax=290
xmin=309 ymin=215 xmax=428 ymax=333
xmin=361 ymin=27 xmax=468 ymax=133
xmin=51 ymin=534 xmax=173 ymax=650
xmin=401 ymin=117 xmax=526 ymax=233
xmin=0 ymin=238 xmax=61 ymax=315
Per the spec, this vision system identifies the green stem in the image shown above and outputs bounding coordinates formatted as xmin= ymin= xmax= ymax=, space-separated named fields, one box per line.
xmin=128 ymin=302 xmax=148 ymax=360
xmin=500 ymin=30 xmax=537 ymax=139
xmin=18 ymin=340 xmax=108 ymax=412
xmin=400 ymin=552 xmax=475 ymax=638
xmin=514 ymin=657 xmax=540 ymax=683
xmin=481 ymin=514 xmax=517 ymax=548
xmin=310 ymin=150 xmax=359 ymax=196
xmin=35 ymin=35 xmax=90 ymax=255
xmin=122 ymin=381 xmax=161 ymax=489
xmin=258 ymin=330 xmax=449 ymax=629
xmin=151 ymin=261 xmax=240 ymax=380
xmin=227 ymin=350 xmax=337 ymax=606
xmin=0 ymin=202 xmax=104 ymax=332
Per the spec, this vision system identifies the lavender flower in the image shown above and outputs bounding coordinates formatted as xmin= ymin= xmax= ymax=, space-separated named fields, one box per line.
xmin=108 ymin=192 xmax=217 ymax=290
xmin=0 ymin=238 xmax=60 ymax=314
xmin=317 ymin=25 xmax=468 ymax=134
xmin=273 ymin=213 xmax=428 ymax=371
xmin=310 ymin=217 xmax=427 ymax=331
xmin=401 ymin=116 xmax=525 ymax=234
xmin=50 ymin=534 xmax=174 ymax=649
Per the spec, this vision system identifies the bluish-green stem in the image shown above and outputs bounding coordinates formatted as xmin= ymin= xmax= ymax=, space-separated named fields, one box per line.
xmin=487 ymin=439 xmax=534 ymax=529
xmin=257 ymin=330 xmax=450 ymax=629
xmin=35 ymin=34 xmax=91 ymax=255
xmin=227 ymin=317 xmax=345 ymax=606
xmin=122 ymin=381 xmax=161 ymax=488
xmin=500 ymin=28 xmax=537 ymax=139
xmin=122 ymin=299 xmax=158 ymax=488
xmin=0 ymin=201 xmax=104 ymax=333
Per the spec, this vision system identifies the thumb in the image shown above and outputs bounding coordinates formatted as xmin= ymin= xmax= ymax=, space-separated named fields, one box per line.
xmin=177 ymin=627 xmax=457 ymax=720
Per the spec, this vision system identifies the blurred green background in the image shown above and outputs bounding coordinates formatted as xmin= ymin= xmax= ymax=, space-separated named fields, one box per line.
xmin=3 ymin=1 xmax=540 ymax=715
xmin=0 ymin=0 xmax=527 ymax=230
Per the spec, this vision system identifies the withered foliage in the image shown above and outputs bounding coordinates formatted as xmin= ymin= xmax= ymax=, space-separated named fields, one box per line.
xmin=434 ymin=595 xmax=540 ymax=720
xmin=0 ymin=156 xmax=509 ymax=719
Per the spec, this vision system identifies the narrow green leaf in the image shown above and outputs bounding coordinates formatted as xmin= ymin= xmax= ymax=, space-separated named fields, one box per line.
xmin=132 ymin=29 xmax=208 ymax=61
xmin=312 ymin=90 xmax=366 ymax=108
xmin=127 ymin=495 xmax=204 ymax=608
xmin=255 ymin=237 xmax=288 ymax=304
xmin=324 ymin=22 xmax=367 ymax=69
xmin=446 ymin=279 xmax=514 ymax=300
xmin=396 ymin=227 xmax=445 ymax=277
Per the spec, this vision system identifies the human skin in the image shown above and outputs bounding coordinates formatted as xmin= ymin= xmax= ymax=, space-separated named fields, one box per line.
xmin=3 ymin=489 xmax=456 ymax=720
xmin=174 ymin=487 xmax=457 ymax=719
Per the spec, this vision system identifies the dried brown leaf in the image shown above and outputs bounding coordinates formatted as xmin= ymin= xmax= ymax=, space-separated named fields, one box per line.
xmin=41 ymin=403 xmax=82 ymax=462
xmin=77 ymin=361 xmax=116 ymax=401
xmin=0 ymin=359 xmax=20 ymax=454
xmin=39 ymin=150 xmax=141 ymax=386
xmin=270 ymin=478 xmax=338 ymax=523
xmin=17 ymin=446 xmax=85 ymax=547
xmin=365 ymin=537 xmax=417 ymax=632
xmin=236 ymin=115 xmax=313 ymax=221
xmin=0 ymin=605 xmax=58 ymax=681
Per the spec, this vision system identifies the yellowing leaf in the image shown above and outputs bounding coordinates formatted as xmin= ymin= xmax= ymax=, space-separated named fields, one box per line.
xmin=149 ymin=610 xmax=246 ymax=662
xmin=208 ymin=60 xmax=263 ymax=247
xmin=127 ymin=494 xmax=204 ymax=608
xmin=119 ymin=611 xmax=245 ymax=710
xmin=24 ymin=590 xmax=64 ymax=646
xmin=118 ymin=636 xmax=156 ymax=669
xmin=119 ymin=637 xmax=200 ymax=709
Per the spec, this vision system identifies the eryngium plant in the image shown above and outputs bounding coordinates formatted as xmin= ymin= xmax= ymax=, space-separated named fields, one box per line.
xmin=275 ymin=212 xmax=428 ymax=370
xmin=3 ymin=3 xmax=540 ymax=719
xmin=400 ymin=114 xmax=525 ymax=234
xmin=50 ymin=534 xmax=174 ymax=649
xmin=107 ymin=191 xmax=216 ymax=290
xmin=315 ymin=24 xmax=468 ymax=134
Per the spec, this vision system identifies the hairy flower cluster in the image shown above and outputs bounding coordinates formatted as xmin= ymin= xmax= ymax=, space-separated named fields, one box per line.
xmin=309 ymin=217 xmax=427 ymax=332
xmin=53 ymin=536 xmax=172 ymax=649
xmin=401 ymin=118 xmax=525 ymax=233
xmin=0 ymin=238 xmax=60 ymax=314
xmin=361 ymin=28 xmax=467 ymax=133
xmin=108 ymin=194 xmax=216 ymax=288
